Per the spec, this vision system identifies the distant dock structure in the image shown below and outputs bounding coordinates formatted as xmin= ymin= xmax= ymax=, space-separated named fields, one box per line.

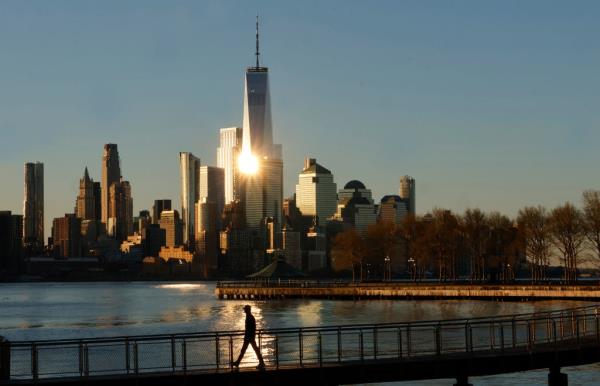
xmin=215 ymin=281 xmax=600 ymax=301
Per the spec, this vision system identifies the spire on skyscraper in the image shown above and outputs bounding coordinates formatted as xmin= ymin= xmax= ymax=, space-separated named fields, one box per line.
xmin=255 ymin=14 xmax=260 ymax=69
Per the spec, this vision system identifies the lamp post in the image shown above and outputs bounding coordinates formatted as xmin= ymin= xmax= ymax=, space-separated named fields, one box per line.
xmin=408 ymin=257 xmax=416 ymax=281
xmin=384 ymin=256 xmax=391 ymax=281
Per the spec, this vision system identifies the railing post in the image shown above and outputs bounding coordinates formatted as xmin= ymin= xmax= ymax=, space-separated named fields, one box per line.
xmin=0 ymin=337 xmax=11 ymax=381
xmin=596 ymin=309 xmax=600 ymax=344
xmin=229 ymin=336 xmax=234 ymax=370
xmin=490 ymin=322 xmax=495 ymax=350
xmin=407 ymin=324 xmax=412 ymax=357
xmin=337 ymin=328 xmax=342 ymax=363
xmin=359 ymin=330 xmax=364 ymax=362
xmin=527 ymin=321 xmax=532 ymax=351
xmin=397 ymin=327 xmax=403 ymax=359
xmin=512 ymin=318 xmax=517 ymax=348
xmin=84 ymin=344 xmax=89 ymax=377
xmin=500 ymin=323 xmax=505 ymax=352
xmin=274 ymin=335 xmax=279 ymax=369
xmin=373 ymin=328 xmax=378 ymax=359
xmin=125 ymin=338 xmax=131 ymax=374
xmin=318 ymin=333 xmax=323 ymax=367
xmin=560 ymin=312 xmax=565 ymax=338
xmin=435 ymin=324 xmax=441 ymax=355
xmin=170 ymin=336 xmax=176 ymax=372
xmin=133 ymin=342 xmax=139 ymax=376
xmin=552 ymin=319 xmax=557 ymax=350
xmin=182 ymin=339 xmax=187 ymax=374
xmin=215 ymin=334 xmax=220 ymax=369
xmin=78 ymin=341 xmax=84 ymax=377
xmin=576 ymin=315 xmax=580 ymax=347
xmin=31 ymin=343 xmax=38 ymax=382
xmin=299 ymin=330 xmax=303 ymax=367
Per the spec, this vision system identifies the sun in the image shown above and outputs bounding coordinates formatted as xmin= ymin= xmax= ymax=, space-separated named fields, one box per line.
xmin=238 ymin=150 xmax=259 ymax=175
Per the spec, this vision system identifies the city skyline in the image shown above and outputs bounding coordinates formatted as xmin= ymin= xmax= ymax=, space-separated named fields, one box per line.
xmin=1 ymin=1 xmax=600 ymax=238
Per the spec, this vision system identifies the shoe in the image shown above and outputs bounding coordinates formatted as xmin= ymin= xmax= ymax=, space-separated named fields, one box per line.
xmin=232 ymin=362 xmax=240 ymax=369
xmin=256 ymin=363 xmax=265 ymax=371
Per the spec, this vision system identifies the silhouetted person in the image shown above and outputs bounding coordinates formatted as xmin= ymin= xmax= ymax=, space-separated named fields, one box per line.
xmin=232 ymin=305 xmax=265 ymax=370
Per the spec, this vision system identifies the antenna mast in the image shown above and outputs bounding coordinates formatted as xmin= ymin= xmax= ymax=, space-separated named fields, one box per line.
xmin=255 ymin=15 xmax=260 ymax=68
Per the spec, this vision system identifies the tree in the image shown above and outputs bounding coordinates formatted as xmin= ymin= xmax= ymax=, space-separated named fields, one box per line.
xmin=486 ymin=212 xmax=518 ymax=282
xmin=517 ymin=206 xmax=551 ymax=282
xmin=582 ymin=190 xmax=600 ymax=270
xmin=462 ymin=208 xmax=489 ymax=281
xmin=427 ymin=209 xmax=461 ymax=282
xmin=549 ymin=203 xmax=586 ymax=283
xmin=365 ymin=220 xmax=400 ymax=280
xmin=331 ymin=228 xmax=366 ymax=282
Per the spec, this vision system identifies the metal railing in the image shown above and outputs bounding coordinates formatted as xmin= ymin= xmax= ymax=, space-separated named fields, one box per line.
xmin=2 ymin=305 xmax=599 ymax=381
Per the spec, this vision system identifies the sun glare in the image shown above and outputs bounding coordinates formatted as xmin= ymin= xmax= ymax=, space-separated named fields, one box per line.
xmin=238 ymin=150 xmax=259 ymax=175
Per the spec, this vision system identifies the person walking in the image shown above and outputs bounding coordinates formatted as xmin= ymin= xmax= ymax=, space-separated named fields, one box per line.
xmin=232 ymin=305 xmax=265 ymax=370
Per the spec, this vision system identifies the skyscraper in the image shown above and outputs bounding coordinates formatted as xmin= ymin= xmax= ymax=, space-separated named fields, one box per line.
xmin=0 ymin=211 xmax=23 ymax=273
xmin=152 ymin=199 xmax=172 ymax=224
xmin=107 ymin=179 xmax=133 ymax=241
xmin=199 ymin=166 xmax=225 ymax=220
xmin=242 ymin=17 xmax=274 ymax=158
xmin=237 ymin=17 xmax=284 ymax=232
xmin=101 ymin=144 xmax=121 ymax=226
xmin=217 ymin=127 xmax=242 ymax=204
xmin=179 ymin=152 xmax=201 ymax=247
xmin=399 ymin=175 xmax=416 ymax=215
xmin=76 ymin=167 xmax=96 ymax=220
xmin=295 ymin=158 xmax=337 ymax=225
xmin=51 ymin=214 xmax=82 ymax=258
xmin=159 ymin=209 xmax=183 ymax=248
xmin=23 ymin=162 xmax=44 ymax=249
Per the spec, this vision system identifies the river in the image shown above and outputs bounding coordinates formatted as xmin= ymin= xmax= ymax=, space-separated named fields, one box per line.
xmin=1 ymin=282 xmax=599 ymax=385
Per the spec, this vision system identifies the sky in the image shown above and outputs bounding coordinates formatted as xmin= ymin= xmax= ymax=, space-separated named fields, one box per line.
xmin=1 ymin=1 xmax=599 ymax=239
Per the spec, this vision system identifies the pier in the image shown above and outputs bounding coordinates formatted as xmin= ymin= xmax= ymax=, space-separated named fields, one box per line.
xmin=215 ymin=281 xmax=600 ymax=301
xmin=1 ymin=305 xmax=600 ymax=385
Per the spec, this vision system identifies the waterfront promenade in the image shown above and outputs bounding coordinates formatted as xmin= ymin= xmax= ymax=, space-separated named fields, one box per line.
xmin=1 ymin=305 xmax=599 ymax=386
xmin=215 ymin=281 xmax=600 ymax=301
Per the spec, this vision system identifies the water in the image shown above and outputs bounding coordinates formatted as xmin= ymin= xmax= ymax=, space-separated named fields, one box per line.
xmin=1 ymin=281 xmax=599 ymax=385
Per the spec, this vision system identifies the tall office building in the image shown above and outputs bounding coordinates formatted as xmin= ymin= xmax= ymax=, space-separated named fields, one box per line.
xmin=217 ymin=127 xmax=243 ymax=204
xmin=379 ymin=195 xmax=408 ymax=224
xmin=295 ymin=158 xmax=337 ymax=225
xmin=242 ymin=17 xmax=275 ymax=158
xmin=51 ymin=214 xmax=82 ymax=258
xmin=179 ymin=152 xmax=201 ymax=247
xmin=399 ymin=175 xmax=416 ymax=215
xmin=76 ymin=167 xmax=97 ymax=220
xmin=335 ymin=180 xmax=377 ymax=235
xmin=23 ymin=162 xmax=44 ymax=249
xmin=159 ymin=210 xmax=183 ymax=248
xmin=101 ymin=144 xmax=121 ymax=226
xmin=199 ymin=166 xmax=225 ymax=222
xmin=237 ymin=18 xmax=284 ymax=232
xmin=0 ymin=211 xmax=23 ymax=273
xmin=107 ymin=179 xmax=133 ymax=241
xmin=152 ymin=199 xmax=171 ymax=224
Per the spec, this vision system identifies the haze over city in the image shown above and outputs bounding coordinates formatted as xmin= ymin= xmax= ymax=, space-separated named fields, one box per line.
xmin=1 ymin=0 xmax=599 ymax=237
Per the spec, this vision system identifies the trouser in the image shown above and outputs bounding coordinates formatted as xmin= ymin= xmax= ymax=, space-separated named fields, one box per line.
xmin=235 ymin=338 xmax=264 ymax=364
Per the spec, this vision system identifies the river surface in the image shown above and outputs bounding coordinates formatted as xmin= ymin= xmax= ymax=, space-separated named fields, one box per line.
xmin=1 ymin=282 xmax=599 ymax=385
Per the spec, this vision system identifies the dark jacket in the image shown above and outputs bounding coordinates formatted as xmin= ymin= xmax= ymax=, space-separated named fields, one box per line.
xmin=244 ymin=313 xmax=256 ymax=341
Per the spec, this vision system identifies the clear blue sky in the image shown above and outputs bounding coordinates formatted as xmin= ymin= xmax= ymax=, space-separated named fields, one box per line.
xmin=1 ymin=1 xmax=599 ymax=238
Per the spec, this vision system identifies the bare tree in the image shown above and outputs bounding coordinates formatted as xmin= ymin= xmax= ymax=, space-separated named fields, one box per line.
xmin=582 ymin=190 xmax=600 ymax=270
xmin=549 ymin=203 xmax=586 ymax=283
xmin=427 ymin=209 xmax=461 ymax=282
xmin=487 ymin=212 xmax=518 ymax=282
xmin=462 ymin=208 xmax=489 ymax=281
xmin=517 ymin=206 xmax=551 ymax=282
xmin=331 ymin=228 xmax=366 ymax=282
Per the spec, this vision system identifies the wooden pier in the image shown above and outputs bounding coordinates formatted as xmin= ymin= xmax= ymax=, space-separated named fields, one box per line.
xmin=215 ymin=281 xmax=600 ymax=301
